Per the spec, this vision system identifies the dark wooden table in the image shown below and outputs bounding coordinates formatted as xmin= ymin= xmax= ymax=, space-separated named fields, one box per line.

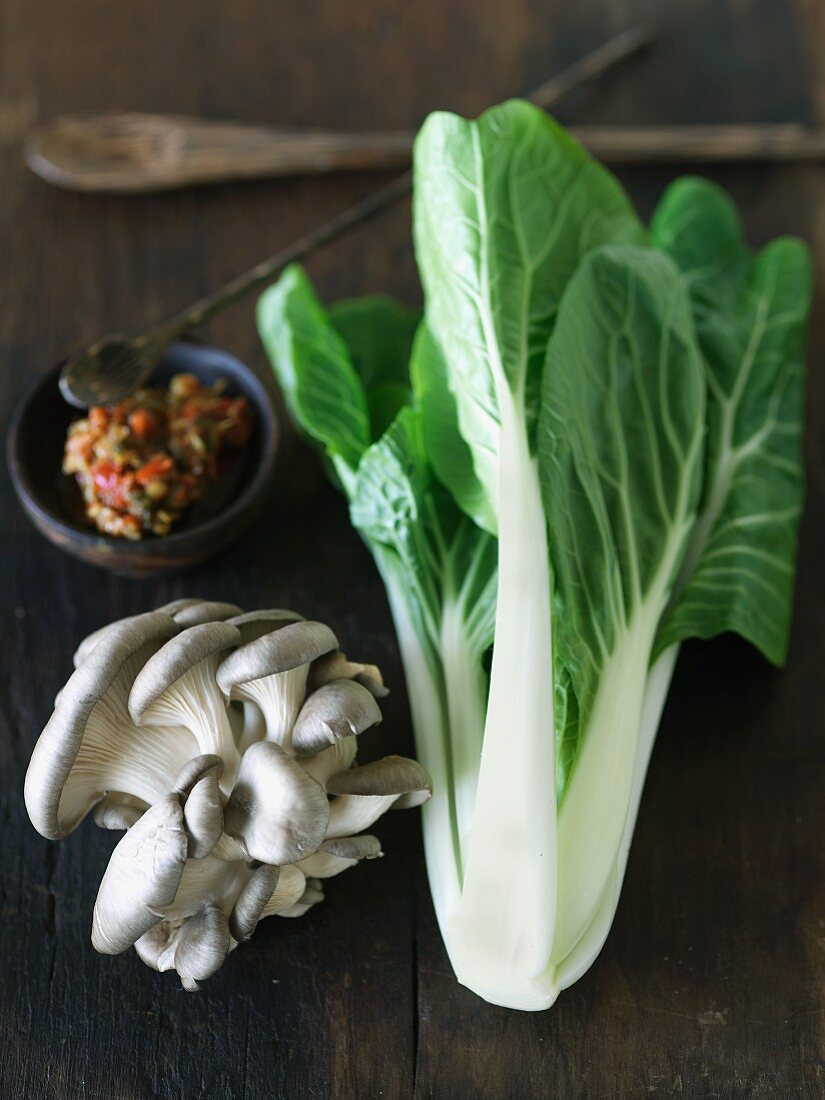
xmin=1 ymin=2 xmax=823 ymax=1097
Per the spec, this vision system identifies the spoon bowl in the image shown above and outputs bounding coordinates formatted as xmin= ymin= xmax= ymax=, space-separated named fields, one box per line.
xmin=60 ymin=331 xmax=165 ymax=408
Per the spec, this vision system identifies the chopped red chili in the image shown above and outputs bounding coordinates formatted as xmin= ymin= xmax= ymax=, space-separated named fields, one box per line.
xmin=135 ymin=455 xmax=174 ymax=485
xmin=128 ymin=409 xmax=157 ymax=439
xmin=63 ymin=373 xmax=253 ymax=540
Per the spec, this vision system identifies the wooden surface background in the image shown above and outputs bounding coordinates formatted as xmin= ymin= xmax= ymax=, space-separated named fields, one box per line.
xmin=1 ymin=1 xmax=823 ymax=1097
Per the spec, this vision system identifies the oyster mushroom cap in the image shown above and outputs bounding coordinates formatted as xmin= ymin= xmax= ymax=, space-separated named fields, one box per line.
xmin=182 ymin=775 xmax=223 ymax=859
xmin=297 ymin=834 xmax=384 ymax=879
xmin=326 ymin=755 xmax=431 ymax=802
xmin=171 ymin=601 xmax=244 ymax=628
xmin=172 ymin=754 xmax=224 ymax=796
xmin=25 ymin=612 xmax=185 ymax=840
xmin=170 ymin=905 xmax=232 ymax=991
xmin=70 ymin=597 xmax=234 ymax=667
xmin=223 ymin=741 xmax=330 ymax=865
xmin=322 ymin=835 xmax=383 ymax=860
xmin=227 ymin=609 xmax=305 ymax=643
xmin=91 ymin=793 xmax=188 ymax=955
xmin=153 ymin=598 xmax=203 ymax=615
xmin=229 ymin=864 xmax=280 ymax=942
xmin=129 ymin=622 xmax=241 ymax=787
xmin=309 ymin=650 xmax=389 ymax=699
xmin=171 ymin=757 xmax=225 ymax=861
xmin=217 ymin=621 xmax=338 ymax=691
xmin=72 ymin=613 xmax=144 ymax=669
xmin=216 ymin=622 xmax=338 ymax=750
xmin=325 ymin=756 xmax=433 ymax=837
xmin=292 ymin=680 xmax=382 ymax=756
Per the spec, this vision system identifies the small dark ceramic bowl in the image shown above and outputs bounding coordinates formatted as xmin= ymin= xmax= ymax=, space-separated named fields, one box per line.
xmin=7 ymin=341 xmax=278 ymax=577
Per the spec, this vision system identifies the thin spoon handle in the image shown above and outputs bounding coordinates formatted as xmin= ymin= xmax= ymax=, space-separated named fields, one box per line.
xmin=163 ymin=171 xmax=413 ymax=334
xmin=525 ymin=23 xmax=652 ymax=108
xmin=576 ymin=123 xmax=825 ymax=162
xmin=160 ymin=23 xmax=653 ymax=336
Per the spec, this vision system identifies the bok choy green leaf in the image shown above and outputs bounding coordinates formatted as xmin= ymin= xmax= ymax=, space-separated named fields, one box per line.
xmin=257 ymin=100 xmax=810 ymax=1010
xmin=651 ymin=177 xmax=810 ymax=665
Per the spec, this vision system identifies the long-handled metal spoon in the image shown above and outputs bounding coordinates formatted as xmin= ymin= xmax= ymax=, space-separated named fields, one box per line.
xmin=59 ymin=24 xmax=652 ymax=408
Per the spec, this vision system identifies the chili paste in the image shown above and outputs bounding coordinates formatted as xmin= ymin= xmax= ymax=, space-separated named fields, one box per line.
xmin=63 ymin=373 xmax=253 ymax=539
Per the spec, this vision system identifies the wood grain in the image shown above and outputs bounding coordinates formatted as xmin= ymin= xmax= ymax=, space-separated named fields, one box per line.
xmin=0 ymin=0 xmax=823 ymax=1097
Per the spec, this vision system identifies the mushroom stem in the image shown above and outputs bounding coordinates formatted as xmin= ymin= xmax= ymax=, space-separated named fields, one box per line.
xmin=161 ymin=658 xmax=241 ymax=788
xmin=230 ymin=668 xmax=309 ymax=751
xmin=131 ymin=655 xmax=241 ymax=791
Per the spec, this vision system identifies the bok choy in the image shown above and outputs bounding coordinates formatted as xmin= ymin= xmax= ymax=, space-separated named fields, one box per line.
xmin=257 ymin=100 xmax=811 ymax=1010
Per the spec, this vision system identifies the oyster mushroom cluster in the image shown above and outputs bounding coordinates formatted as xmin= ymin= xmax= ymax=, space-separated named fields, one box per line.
xmin=24 ymin=598 xmax=430 ymax=990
